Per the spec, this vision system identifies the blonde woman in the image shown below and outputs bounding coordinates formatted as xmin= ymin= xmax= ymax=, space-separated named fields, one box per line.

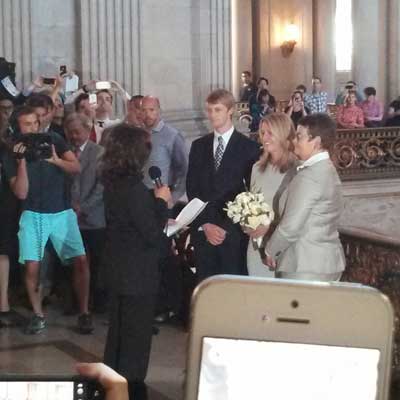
xmin=245 ymin=113 xmax=297 ymax=277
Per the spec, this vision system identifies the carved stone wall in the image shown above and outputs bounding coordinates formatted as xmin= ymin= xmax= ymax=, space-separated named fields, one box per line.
xmin=332 ymin=127 xmax=400 ymax=180
xmin=340 ymin=231 xmax=400 ymax=375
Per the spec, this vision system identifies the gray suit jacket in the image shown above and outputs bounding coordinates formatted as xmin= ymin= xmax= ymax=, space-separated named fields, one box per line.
xmin=71 ymin=140 xmax=106 ymax=230
xmin=265 ymin=158 xmax=345 ymax=275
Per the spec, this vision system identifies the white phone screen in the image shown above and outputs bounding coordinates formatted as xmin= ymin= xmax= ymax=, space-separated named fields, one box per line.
xmin=198 ymin=337 xmax=380 ymax=400
xmin=0 ymin=381 xmax=74 ymax=400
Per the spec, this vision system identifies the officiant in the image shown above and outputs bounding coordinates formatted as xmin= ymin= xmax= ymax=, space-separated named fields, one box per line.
xmin=99 ymin=123 xmax=171 ymax=399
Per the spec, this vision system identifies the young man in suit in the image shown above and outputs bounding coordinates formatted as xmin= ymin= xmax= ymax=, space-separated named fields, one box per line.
xmin=65 ymin=112 xmax=107 ymax=312
xmin=186 ymin=89 xmax=260 ymax=282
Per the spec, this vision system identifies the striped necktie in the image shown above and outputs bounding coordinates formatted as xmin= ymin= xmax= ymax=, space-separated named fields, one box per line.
xmin=214 ymin=136 xmax=224 ymax=170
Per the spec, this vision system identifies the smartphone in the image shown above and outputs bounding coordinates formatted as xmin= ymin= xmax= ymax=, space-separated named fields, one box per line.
xmin=89 ymin=93 xmax=97 ymax=105
xmin=0 ymin=375 xmax=103 ymax=400
xmin=184 ymin=276 xmax=394 ymax=400
xmin=95 ymin=81 xmax=111 ymax=90
xmin=43 ymin=77 xmax=56 ymax=85
xmin=60 ymin=65 xmax=67 ymax=76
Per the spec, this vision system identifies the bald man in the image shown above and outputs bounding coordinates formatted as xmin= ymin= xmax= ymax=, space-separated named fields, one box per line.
xmin=142 ymin=96 xmax=188 ymax=203
xmin=141 ymin=96 xmax=188 ymax=323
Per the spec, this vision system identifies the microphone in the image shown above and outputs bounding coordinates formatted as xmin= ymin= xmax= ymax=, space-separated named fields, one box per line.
xmin=149 ymin=166 xmax=163 ymax=188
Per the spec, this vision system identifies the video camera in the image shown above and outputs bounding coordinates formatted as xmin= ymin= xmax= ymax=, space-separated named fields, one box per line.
xmin=16 ymin=133 xmax=53 ymax=162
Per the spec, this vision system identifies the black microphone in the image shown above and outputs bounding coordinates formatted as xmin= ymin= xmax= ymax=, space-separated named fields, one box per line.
xmin=149 ymin=166 xmax=163 ymax=188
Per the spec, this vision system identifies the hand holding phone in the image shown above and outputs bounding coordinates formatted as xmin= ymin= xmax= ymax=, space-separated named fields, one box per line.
xmin=0 ymin=374 xmax=104 ymax=400
xmin=42 ymin=77 xmax=56 ymax=85
xmin=76 ymin=363 xmax=128 ymax=400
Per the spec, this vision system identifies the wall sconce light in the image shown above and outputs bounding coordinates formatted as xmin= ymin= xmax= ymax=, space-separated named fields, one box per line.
xmin=281 ymin=23 xmax=299 ymax=57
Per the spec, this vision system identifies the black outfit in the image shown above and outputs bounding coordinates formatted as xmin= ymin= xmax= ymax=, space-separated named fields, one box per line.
xmin=285 ymin=106 xmax=310 ymax=128
xmin=186 ymin=130 xmax=260 ymax=281
xmin=102 ymin=174 xmax=168 ymax=387
xmin=0 ymin=144 xmax=18 ymax=255
xmin=49 ymin=123 xmax=66 ymax=139
xmin=239 ymin=83 xmax=257 ymax=102
xmin=23 ymin=131 xmax=71 ymax=213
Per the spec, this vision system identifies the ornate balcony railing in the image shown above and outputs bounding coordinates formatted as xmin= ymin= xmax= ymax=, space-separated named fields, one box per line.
xmin=332 ymin=126 xmax=400 ymax=180
xmin=340 ymin=228 xmax=400 ymax=389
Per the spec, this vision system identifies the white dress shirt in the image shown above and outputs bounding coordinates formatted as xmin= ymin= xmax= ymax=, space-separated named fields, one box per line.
xmin=213 ymin=125 xmax=234 ymax=155
xmin=297 ymin=151 xmax=330 ymax=171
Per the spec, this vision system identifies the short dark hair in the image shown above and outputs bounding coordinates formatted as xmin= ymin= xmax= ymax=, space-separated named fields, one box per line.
xmin=298 ymin=113 xmax=336 ymax=151
xmin=74 ymin=93 xmax=89 ymax=111
xmin=12 ymin=105 xmax=39 ymax=132
xmin=26 ymin=93 xmax=54 ymax=110
xmin=364 ymin=87 xmax=376 ymax=97
xmin=347 ymin=80 xmax=356 ymax=86
xmin=242 ymin=70 xmax=251 ymax=77
xmin=391 ymin=100 xmax=400 ymax=112
xmin=296 ymin=84 xmax=307 ymax=93
xmin=257 ymin=77 xmax=269 ymax=86
xmin=292 ymin=90 xmax=304 ymax=100
xmin=14 ymin=105 xmax=38 ymax=123
xmin=99 ymin=124 xmax=151 ymax=187
xmin=128 ymin=95 xmax=144 ymax=105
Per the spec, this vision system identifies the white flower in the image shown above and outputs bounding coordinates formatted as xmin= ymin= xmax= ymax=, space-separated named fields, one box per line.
xmin=226 ymin=190 xmax=274 ymax=227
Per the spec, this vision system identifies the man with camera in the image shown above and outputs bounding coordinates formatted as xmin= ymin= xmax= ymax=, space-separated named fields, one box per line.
xmin=0 ymin=111 xmax=27 ymax=327
xmin=12 ymin=106 xmax=93 ymax=334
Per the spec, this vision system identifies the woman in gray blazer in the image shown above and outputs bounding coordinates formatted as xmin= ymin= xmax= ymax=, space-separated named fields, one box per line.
xmin=264 ymin=113 xmax=345 ymax=281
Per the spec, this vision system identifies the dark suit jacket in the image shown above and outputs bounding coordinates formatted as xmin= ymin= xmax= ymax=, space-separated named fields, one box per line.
xmin=103 ymin=175 xmax=168 ymax=296
xmin=71 ymin=140 xmax=105 ymax=230
xmin=186 ymin=130 xmax=260 ymax=231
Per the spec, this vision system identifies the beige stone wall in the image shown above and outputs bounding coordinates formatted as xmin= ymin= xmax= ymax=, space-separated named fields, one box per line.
xmin=255 ymin=0 xmax=314 ymax=102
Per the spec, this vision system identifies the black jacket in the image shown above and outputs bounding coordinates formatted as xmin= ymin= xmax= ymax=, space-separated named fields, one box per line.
xmin=103 ymin=174 xmax=168 ymax=296
xmin=186 ymin=130 xmax=260 ymax=231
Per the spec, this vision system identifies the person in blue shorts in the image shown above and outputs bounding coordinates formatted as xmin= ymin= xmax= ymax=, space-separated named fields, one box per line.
xmin=11 ymin=105 xmax=93 ymax=334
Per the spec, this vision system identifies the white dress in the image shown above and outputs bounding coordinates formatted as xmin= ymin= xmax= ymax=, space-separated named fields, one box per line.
xmin=246 ymin=162 xmax=287 ymax=277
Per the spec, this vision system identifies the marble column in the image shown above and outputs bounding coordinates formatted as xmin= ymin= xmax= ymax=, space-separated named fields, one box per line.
xmin=352 ymin=0 xmax=388 ymax=103
xmin=231 ymin=0 xmax=252 ymax=100
xmin=80 ymin=0 xmax=141 ymax=115
xmin=0 ymin=0 xmax=32 ymax=88
xmin=313 ymin=0 xmax=336 ymax=102
xmin=257 ymin=0 xmax=313 ymax=101
xmin=387 ymin=0 xmax=400 ymax=102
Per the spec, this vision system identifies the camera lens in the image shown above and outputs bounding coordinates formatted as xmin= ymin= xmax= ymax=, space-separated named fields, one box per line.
xmin=291 ymin=300 xmax=299 ymax=308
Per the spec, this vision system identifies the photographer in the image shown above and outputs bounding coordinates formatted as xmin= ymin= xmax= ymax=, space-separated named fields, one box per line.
xmin=285 ymin=90 xmax=310 ymax=128
xmin=0 ymin=112 xmax=27 ymax=326
xmin=26 ymin=93 xmax=65 ymax=138
xmin=13 ymin=106 xmax=93 ymax=334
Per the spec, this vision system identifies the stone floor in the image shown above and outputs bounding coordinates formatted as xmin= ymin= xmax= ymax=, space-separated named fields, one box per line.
xmin=0 ymin=306 xmax=187 ymax=400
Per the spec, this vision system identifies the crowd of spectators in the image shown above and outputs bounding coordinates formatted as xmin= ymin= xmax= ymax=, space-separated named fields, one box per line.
xmin=238 ymin=70 xmax=400 ymax=132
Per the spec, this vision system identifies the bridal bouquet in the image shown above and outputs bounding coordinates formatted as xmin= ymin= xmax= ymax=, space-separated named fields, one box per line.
xmin=225 ymin=190 xmax=274 ymax=248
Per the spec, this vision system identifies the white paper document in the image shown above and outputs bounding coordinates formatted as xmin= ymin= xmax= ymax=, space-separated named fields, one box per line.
xmin=165 ymin=198 xmax=207 ymax=237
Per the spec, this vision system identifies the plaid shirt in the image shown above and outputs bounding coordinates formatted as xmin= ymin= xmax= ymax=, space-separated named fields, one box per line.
xmin=304 ymin=91 xmax=328 ymax=114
